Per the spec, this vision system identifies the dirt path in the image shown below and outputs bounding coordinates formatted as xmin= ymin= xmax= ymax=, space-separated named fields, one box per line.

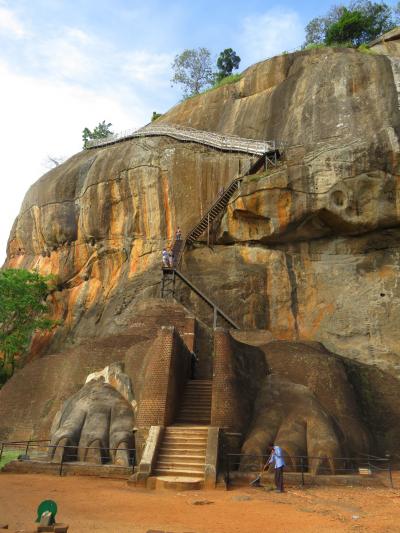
xmin=0 ymin=473 xmax=400 ymax=532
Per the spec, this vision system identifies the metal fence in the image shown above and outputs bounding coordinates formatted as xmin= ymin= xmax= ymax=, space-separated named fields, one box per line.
xmin=223 ymin=452 xmax=394 ymax=489
xmin=0 ymin=440 xmax=136 ymax=477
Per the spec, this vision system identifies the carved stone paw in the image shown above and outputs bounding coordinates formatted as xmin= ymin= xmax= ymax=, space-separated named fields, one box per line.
xmin=241 ymin=375 xmax=342 ymax=474
xmin=49 ymin=379 xmax=135 ymax=466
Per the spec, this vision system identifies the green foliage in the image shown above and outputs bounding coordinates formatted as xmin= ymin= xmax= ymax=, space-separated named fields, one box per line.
xmin=0 ymin=450 xmax=20 ymax=469
xmin=82 ymin=120 xmax=113 ymax=148
xmin=151 ymin=111 xmax=162 ymax=122
xmin=304 ymin=1 xmax=398 ymax=47
xmin=171 ymin=48 xmax=214 ymax=97
xmin=215 ymin=48 xmax=241 ymax=83
xmin=212 ymin=73 xmax=242 ymax=90
xmin=358 ymin=42 xmax=377 ymax=53
xmin=0 ymin=269 xmax=55 ymax=387
xmin=305 ymin=43 xmax=328 ymax=50
xmin=325 ymin=8 xmax=368 ymax=45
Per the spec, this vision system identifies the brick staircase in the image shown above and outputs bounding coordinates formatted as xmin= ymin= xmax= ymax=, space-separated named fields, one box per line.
xmin=175 ymin=379 xmax=212 ymax=424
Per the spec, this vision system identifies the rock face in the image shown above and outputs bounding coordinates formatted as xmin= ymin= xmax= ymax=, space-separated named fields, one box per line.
xmin=2 ymin=47 xmax=400 ymax=456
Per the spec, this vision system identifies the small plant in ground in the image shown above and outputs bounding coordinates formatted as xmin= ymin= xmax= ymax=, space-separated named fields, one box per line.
xmin=0 ymin=450 xmax=20 ymax=469
xmin=304 ymin=43 xmax=328 ymax=50
xmin=151 ymin=112 xmax=162 ymax=122
xmin=212 ymin=73 xmax=242 ymax=89
xmin=358 ymin=43 xmax=377 ymax=54
xmin=82 ymin=121 xmax=113 ymax=148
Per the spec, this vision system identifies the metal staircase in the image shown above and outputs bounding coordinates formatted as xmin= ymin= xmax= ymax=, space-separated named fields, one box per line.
xmin=159 ymin=136 xmax=283 ymax=330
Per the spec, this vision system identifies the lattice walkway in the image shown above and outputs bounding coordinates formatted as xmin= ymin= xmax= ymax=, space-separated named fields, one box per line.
xmin=86 ymin=123 xmax=277 ymax=156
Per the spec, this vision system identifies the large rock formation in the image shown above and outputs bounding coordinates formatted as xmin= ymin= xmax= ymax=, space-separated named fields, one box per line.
xmin=2 ymin=46 xmax=400 ymax=459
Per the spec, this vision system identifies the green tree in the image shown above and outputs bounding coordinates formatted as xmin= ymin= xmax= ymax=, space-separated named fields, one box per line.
xmin=171 ymin=48 xmax=214 ymax=97
xmin=325 ymin=8 xmax=367 ymax=45
xmin=0 ymin=269 xmax=55 ymax=387
xmin=304 ymin=1 xmax=397 ymax=47
xmin=82 ymin=120 xmax=113 ymax=148
xmin=151 ymin=111 xmax=162 ymax=122
xmin=216 ymin=48 xmax=241 ymax=82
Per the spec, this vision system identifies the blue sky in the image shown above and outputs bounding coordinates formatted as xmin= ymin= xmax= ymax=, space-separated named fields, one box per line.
xmin=0 ymin=0 xmax=399 ymax=261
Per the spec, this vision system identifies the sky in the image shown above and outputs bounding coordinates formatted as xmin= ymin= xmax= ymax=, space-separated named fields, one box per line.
xmin=0 ymin=0 xmax=398 ymax=262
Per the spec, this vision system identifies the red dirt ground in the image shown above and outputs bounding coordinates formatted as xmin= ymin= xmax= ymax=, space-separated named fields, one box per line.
xmin=1 ymin=473 xmax=400 ymax=532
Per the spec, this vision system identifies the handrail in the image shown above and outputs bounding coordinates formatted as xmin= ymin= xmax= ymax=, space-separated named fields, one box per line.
xmin=171 ymin=268 xmax=239 ymax=329
xmin=86 ymin=123 xmax=277 ymax=156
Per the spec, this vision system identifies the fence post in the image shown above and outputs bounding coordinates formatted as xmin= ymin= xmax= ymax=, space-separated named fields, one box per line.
xmin=226 ymin=454 xmax=230 ymax=490
xmin=25 ymin=440 xmax=30 ymax=456
xmin=0 ymin=442 xmax=3 ymax=463
xmin=387 ymin=456 xmax=394 ymax=489
xmin=59 ymin=448 xmax=65 ymax=477
xmin=300 ymin=456 xmax=305 ymax=486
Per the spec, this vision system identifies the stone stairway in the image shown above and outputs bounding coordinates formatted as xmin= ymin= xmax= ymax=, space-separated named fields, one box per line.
xmin=175 ymin=379 xmax=212 ymax=424
xmin=152 ymin=380 xmax=212 ymax=488
xmin=153 ymin=426 xmax=208 ymax=479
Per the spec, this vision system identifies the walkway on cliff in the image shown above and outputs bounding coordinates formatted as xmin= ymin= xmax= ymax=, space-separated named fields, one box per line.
xmin=85 ymin=123 xmax=278 ymax=156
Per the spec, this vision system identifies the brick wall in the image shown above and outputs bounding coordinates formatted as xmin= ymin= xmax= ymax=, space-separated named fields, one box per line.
xmin=211 ymin=328 xmax=265 ymax=433
xmin=136 ymin=326 xmax=191 ymax=428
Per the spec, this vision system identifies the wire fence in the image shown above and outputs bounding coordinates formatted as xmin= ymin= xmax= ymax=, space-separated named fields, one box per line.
xmin=0 ymin=440 xmax=136 ymax=477
xmin=223 ymin=452 xmax=394 ymax=489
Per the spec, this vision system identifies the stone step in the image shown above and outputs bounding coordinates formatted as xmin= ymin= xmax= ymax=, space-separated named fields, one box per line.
xmin=180 ymin=399 xmax=211 ymax=404
xmin=158 ymin=455 xmax=205 ymax=465
xmin=163 ymin=438 xmax=208 ymax=446
xmin=152 ymin=475 xmax=203 ymax=490
xmin=154 ymin=465 xmax=204 ymax=476
xmin=164 ymin=426 xmax=208 ymax=432
xmin=179 ymin=409 xmax=211 ymax=414
xmin=159 ymin=446 xmax=206 ymax=454
xmin=164 ymin=430 xmax=208 ymax=436
xmin=165 ymin=425 xmax=208 ymax=432
xmin=175 ymin=420 xmax=211 ymax=425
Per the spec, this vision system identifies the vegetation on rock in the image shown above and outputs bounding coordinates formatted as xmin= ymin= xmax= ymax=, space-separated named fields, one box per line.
xmin=304 ymin=0 xmax=399 ymax=47
xmin=0 ymin=269 xmax=55 ymax=387
xmin=171 ymin=48 xmax=214 ymax=97
xmin=215 ymin=48 xmax=241 ymax=83
xmin=151 ymin=111 xmax=162 ymax=122
xmin=82 ymin=120 xmax=113 ymax=148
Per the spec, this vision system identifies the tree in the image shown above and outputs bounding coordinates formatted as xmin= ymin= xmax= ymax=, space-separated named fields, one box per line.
xmin=82 ymin=121 xmax=113 ymax=148
xmin=216 ymin=48 xmax=241 ymax=82
xmin=304 ymin=1 xmax=397 ymax=47
xmin=151 ymin=111 xmax=162 ymax=122
xmin=171 ymin=48 xmax=214 ymax=97
xmin=0 ymin=269 xmax=55 ymax=387
xmin=45 ymin=155 xmax=66 ymax=169
xmin=325 ymin=8 xmax=367 ymax=45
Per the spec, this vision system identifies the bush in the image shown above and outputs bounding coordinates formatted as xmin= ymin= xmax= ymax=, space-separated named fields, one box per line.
xmin=212 ymin=73 xmax=242 ymax=90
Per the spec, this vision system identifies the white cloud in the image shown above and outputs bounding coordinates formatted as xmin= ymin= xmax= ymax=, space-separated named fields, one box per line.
xmin=0 ymin=59 xmax=148 ymax=263
xmin=122 ymin=50 xmax=174 ymax=87
xmin=0 ymin=4 xmax=27 ymax=38
xmin=240 ymin=9 xmax=304 ymax=65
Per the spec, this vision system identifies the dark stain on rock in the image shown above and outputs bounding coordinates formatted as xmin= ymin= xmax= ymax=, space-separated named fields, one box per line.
xmin=284 ymin=252 xmax=299 ymax=337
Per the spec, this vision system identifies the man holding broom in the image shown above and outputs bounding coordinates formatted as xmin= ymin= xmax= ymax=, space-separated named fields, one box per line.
xmin=250 ymin=443 xmax=285 ymax=492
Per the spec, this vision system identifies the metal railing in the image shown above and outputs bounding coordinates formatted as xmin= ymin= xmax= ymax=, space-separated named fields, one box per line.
xmin=0 ymin=440 xmax=136 ymax=477
xmin=86 ymin=123 xmax=277 ymax=156
xmin=224 ymin=452 xmax=394 ymax=489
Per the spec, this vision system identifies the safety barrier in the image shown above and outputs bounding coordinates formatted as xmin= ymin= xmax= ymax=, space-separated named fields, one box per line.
xmin=223 ymin=452 xmax=394 ymax=489
xmin=86 ymin=123 xmax=278 ymax=156
xmin=0 ymin=440 xmax=136 ymax=477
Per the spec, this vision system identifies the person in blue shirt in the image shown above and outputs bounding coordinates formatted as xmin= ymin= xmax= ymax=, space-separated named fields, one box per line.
xmin=268 ymin=443 xmax=286 ymax=493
